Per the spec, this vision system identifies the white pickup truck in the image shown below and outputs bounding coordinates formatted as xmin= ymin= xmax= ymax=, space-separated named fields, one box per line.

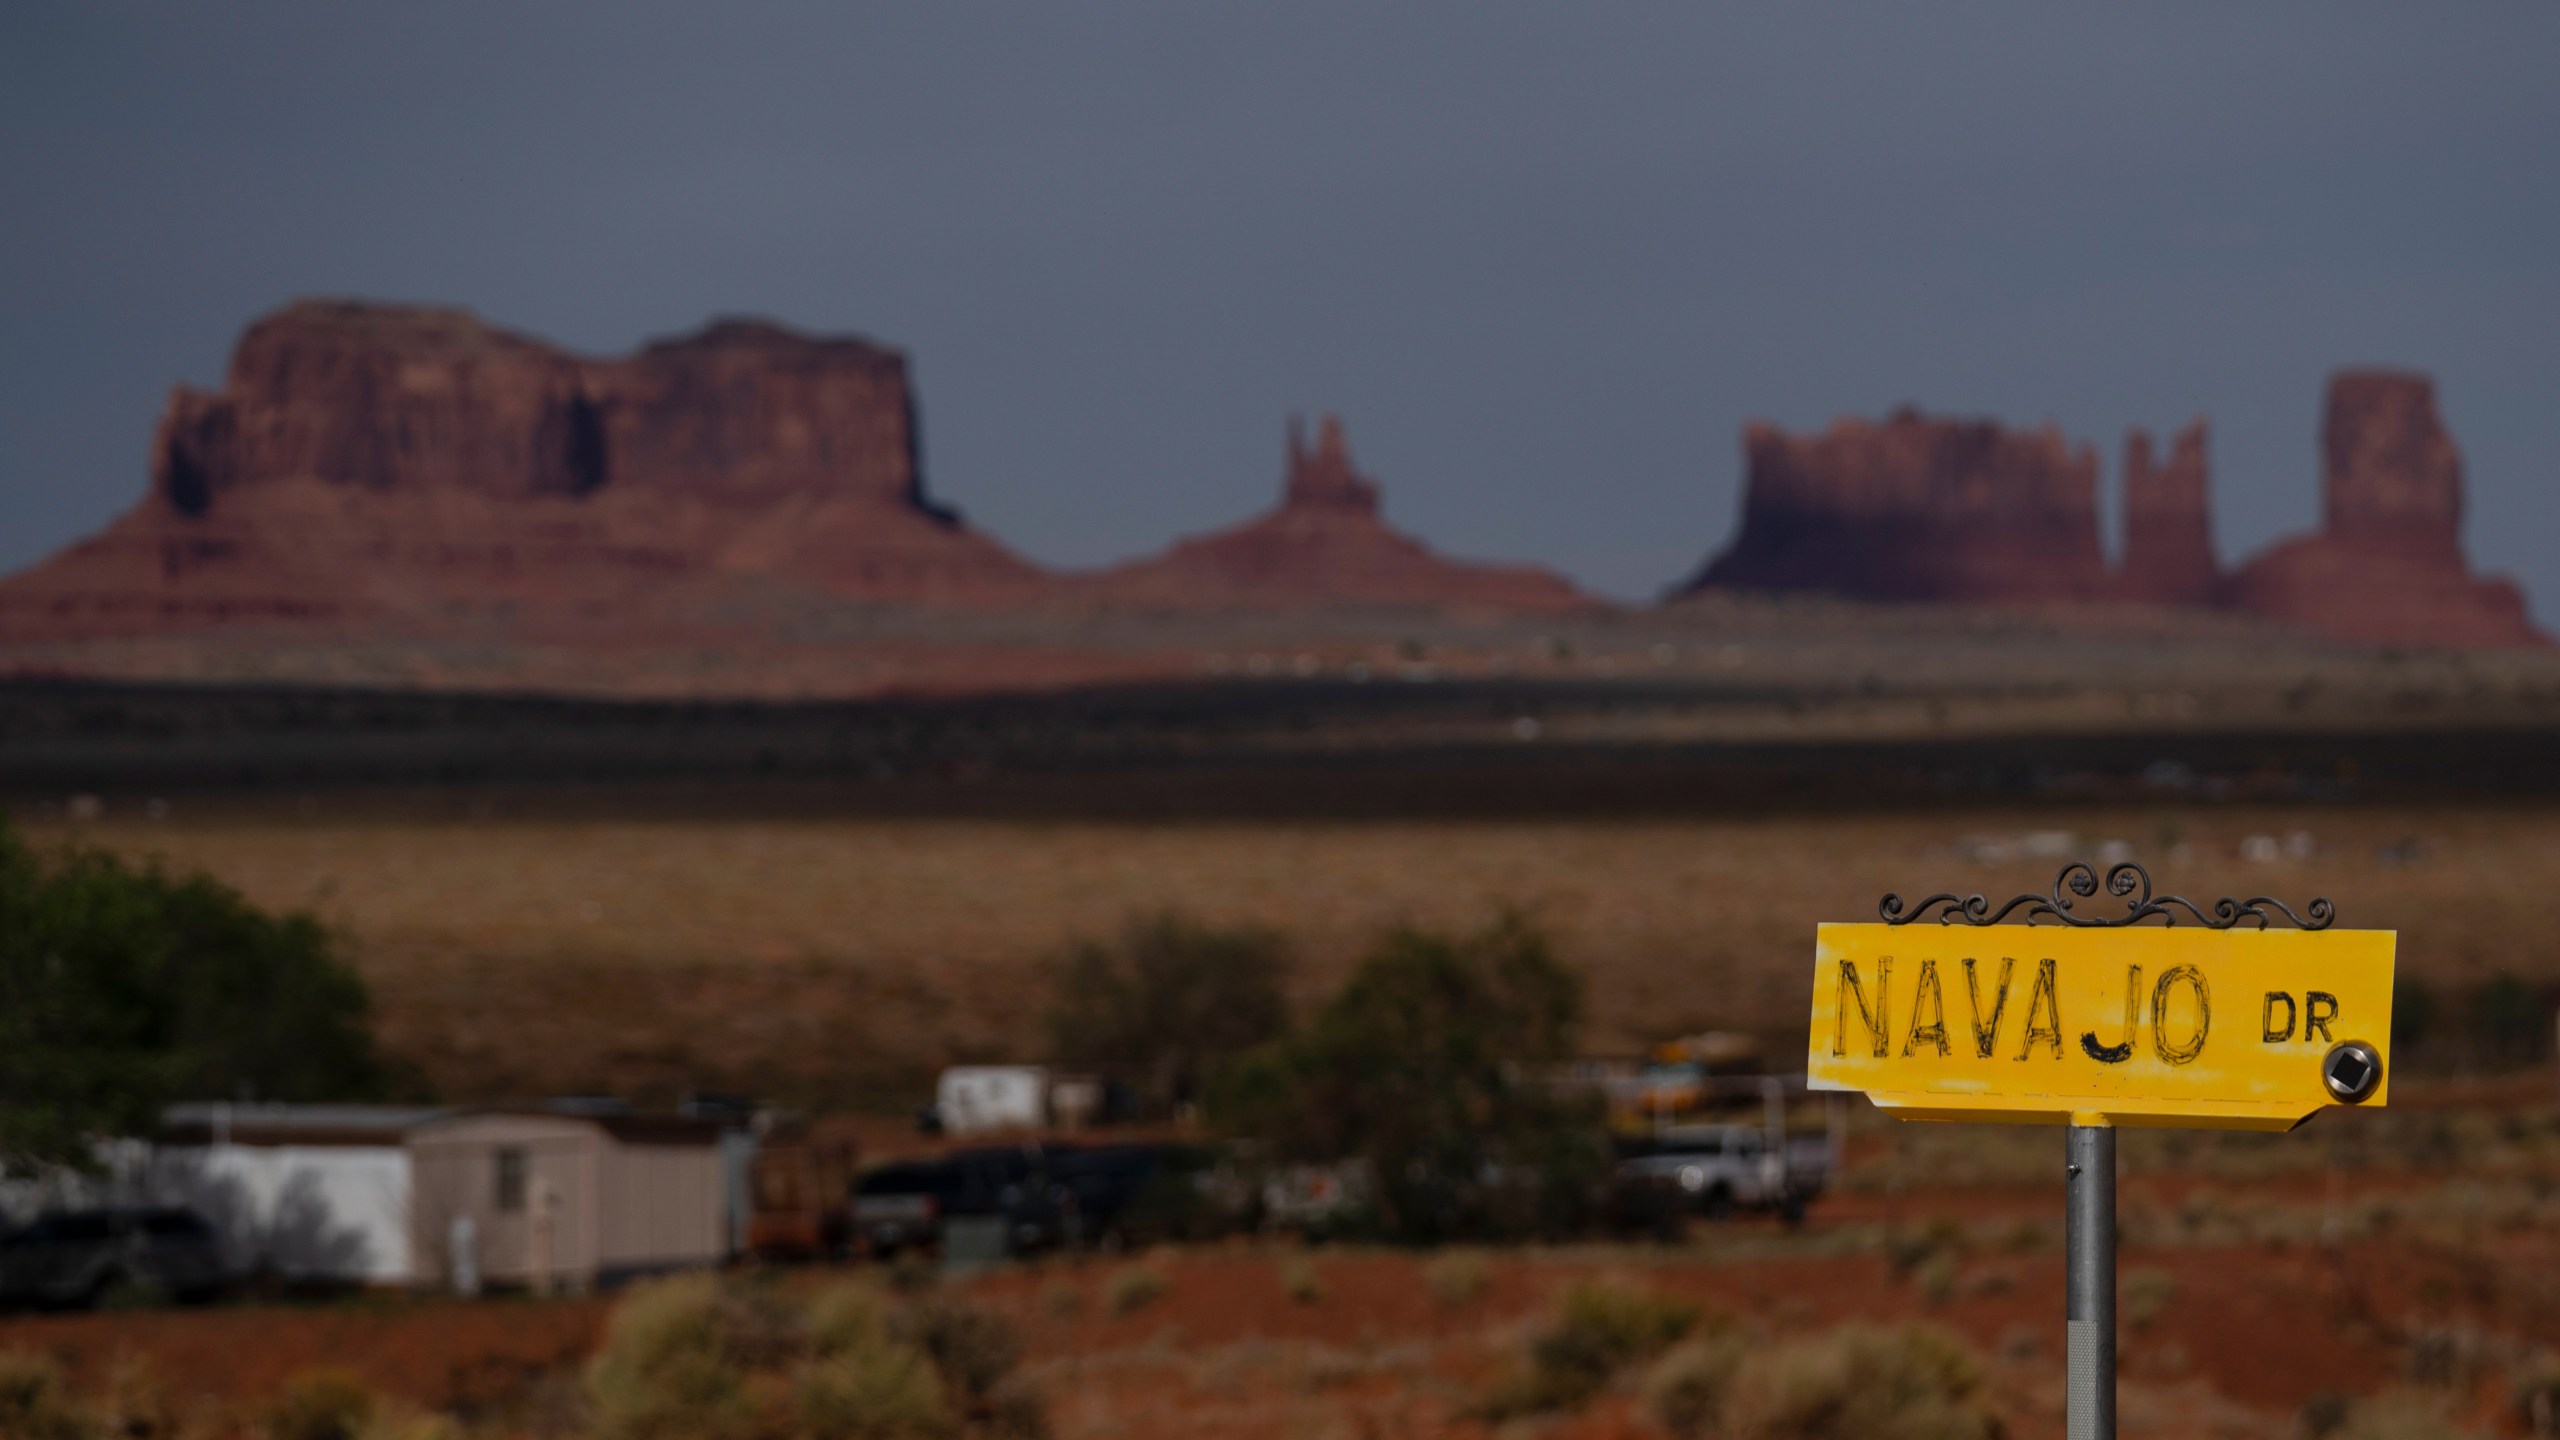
xmin=1614 ymin=1122 xmax=1830 ymax=1225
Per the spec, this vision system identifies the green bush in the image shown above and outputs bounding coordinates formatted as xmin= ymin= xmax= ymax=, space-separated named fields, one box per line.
xmin=1479 ymin=1282 xmax=1700 ymax=1418
xmin=0 ymin=821 xmax=395 ymax=1172
xmin=1719 ymin=1323 xmax=1995 ymax=1440
xmin=584 ymin=1274 xmax=763 ymax=1440
xmin=1210 ymin=915 xmax=1605 ymax=1242
xmin=1047 ymin=913 xmax=1293 ymax=1112
xmin=266 ymin=1369 xmax=377 ymax=1440
xmin=0 ymin=1350 xmax=97 ymax=1440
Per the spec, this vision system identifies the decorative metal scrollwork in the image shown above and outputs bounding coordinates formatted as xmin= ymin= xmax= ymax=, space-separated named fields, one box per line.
xmin=1880 ymin=861 xmax=2333 ymax=930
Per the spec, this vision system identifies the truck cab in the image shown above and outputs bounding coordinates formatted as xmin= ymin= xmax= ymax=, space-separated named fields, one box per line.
xmin=1614 ymin=1122 xmax=1827 ymax=1226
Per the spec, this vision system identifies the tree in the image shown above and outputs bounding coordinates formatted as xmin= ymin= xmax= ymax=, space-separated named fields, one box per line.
xmin=1045 ymin=913 xmax=1293 ymax=1112
xmin=0 ymin=819 xmax=395 ymax=1172
xmin=1210 ymin=914 xmax=1606 ymax=1242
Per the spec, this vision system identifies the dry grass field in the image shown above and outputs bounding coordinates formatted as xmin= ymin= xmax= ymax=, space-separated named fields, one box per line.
xmin=18 ymin=799 xmax=2560 ymax=1107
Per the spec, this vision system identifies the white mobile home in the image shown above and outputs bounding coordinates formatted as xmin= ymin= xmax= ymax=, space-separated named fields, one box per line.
xmin=147 ymin=1104 xmax=730 ymax=1290
xmin=151 ymin=1104 xmax=450 ymax=1284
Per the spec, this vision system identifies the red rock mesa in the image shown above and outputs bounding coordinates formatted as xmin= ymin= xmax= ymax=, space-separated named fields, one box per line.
xmin=2116 ymin=420 xmax=2218 ymax=607
xmin=0 ymin=301 xmax=1046 ymax=637
xmin=2224 ymin=371 xmax=2542 ymax=649
xmin=1679 ymin=409 xmax=2108 ymax=604
xmin=1090 ymin=414 xmax=1589 ymax=612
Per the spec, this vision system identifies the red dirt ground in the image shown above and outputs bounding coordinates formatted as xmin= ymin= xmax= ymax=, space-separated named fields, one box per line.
xmin=2 ymin=1207 xmax=2545 ymax=1438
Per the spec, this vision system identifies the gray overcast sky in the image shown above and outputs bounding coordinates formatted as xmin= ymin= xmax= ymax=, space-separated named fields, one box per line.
xmin=4 ymin=4 xmax=2556 ymax=609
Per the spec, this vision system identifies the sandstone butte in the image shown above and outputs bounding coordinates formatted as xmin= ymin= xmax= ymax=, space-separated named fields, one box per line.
xmin=1681 ymin=375 xmax=2545 ymax=650
xmin=0 ymin=304 xmax=1599 ymax=643
xmin=2222 ymin=370 xmax=2543 ymax=650
xmin=1085 ymin=414 xmax=1590 ymax=612
xmin=0 ymin=300 xmax=1054 ymax=641
xmin=1681 ymin=409 xmax=2110 ymax=604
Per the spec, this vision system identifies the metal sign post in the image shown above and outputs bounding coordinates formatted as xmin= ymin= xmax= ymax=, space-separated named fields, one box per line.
xmin=2066 ymin=1120 xmax=2114 ymax=1440
xmin=1804 ymin=862 xmax=2393 ymax=1440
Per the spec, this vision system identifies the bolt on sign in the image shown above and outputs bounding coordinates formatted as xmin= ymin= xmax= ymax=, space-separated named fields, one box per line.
xmin=1807 ymin=865 xmax=2395 ymax=1130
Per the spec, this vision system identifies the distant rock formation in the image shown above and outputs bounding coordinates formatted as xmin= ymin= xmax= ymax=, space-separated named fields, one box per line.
xmin=1090 ymin=414 xmax=1589 ymax=612
xmin=2116 ymin=420 xmax=2218 ymax=607
xmin=2225 ymin=370 xmax=2542 ymax=649
xmin=1681 ymin=380 xmax=2541 ymax=650
xmin=1679 ymin=409 xmax=2107 ymax=604
xmin=0 ymin=301 xmax=1046 ymax=637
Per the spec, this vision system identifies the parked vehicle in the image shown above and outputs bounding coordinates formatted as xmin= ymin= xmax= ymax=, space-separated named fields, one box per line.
xmin=0 ymin=1207 xmax=227 ymax=1309
xmin=850 ymin=1141 xmax=1252 ymax=1260
xmin=852 ymin=1145 xmax=1068 ymax=1257
xmin=1611 ymin=1123 xmax=1828 ymax=1228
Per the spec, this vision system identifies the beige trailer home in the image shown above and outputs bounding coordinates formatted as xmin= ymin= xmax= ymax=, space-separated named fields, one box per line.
xmin=407 ymin=1111 xmax=725 ymax=1291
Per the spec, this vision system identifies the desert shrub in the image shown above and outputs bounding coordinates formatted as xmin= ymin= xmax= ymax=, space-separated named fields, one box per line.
xmin=2121 ymin=1266 xmax=2180 ymax=1330
xmin=2406 ymin=1321 xmax=2494 ymax=1393
xmin=807 ymin=1281 xmax=893 ymax=1358
xmin=1646 ymin=1331 xmax=1757 ymax=1438
xmin=1478 ymin=1282 xmax=1700 ymax=1417
xmin=1047 ymin=913 xmax=1293 ymax=1112
xmin=267 ymin=1369 xmax=377 ymax=1440
xmin=2327 ymin=1387 xmax=2490 ymax=1440
xmin=1281 ymin=1256 xmax=1326 ymax=1305
xmin=793 ymin=1343 xmax=953 ymax=1440
xmin=97 ymin=1356 xmax=180 ymax=1440
xmin=0 ymin=821 xmax=397 ymax=1172
xmin=1039 ymin=1278 xmax=1082 ymax=1319
xmin=1718 ymin=1323 xmax=1994 ymax=1440
xmin=1104 ymin=1264 xmax=1168 ymax=1316
xmin=2300 ymin=1391 xmax=2352 ymax=1438
xmin=1210 ymin=915 xmax=1606 ymax=1242
xmin=359 ymin=1409 xmax=461 ymax=1440
xmin=1887 ymin=1217 xmax=1969 ymax=1278
xmin=2000 ymin=1218 xmax=2049 ymax=1253
xmin=1909 ymin=1251 xmax=1959 ymax=1307
xmin=983 ymin=1375 xmax=1050 ymax=1440
xmin=0 ymin=1350 xmax=97 ymax=1440
xmin=584 ymin=1274 xmax=763 ymax=1440
xmin=886 ymin=1250 xmax=939 ymax=1295
xmin=898 ymin=1296 xmax=1022 ymax=1401
xmin=1423 ymin=1250 xmax=1489 ymax=1309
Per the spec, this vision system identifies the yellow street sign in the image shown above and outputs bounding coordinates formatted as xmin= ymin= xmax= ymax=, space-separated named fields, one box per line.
xmin=1806 ymin=923 xmax=2395 ymax=1130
